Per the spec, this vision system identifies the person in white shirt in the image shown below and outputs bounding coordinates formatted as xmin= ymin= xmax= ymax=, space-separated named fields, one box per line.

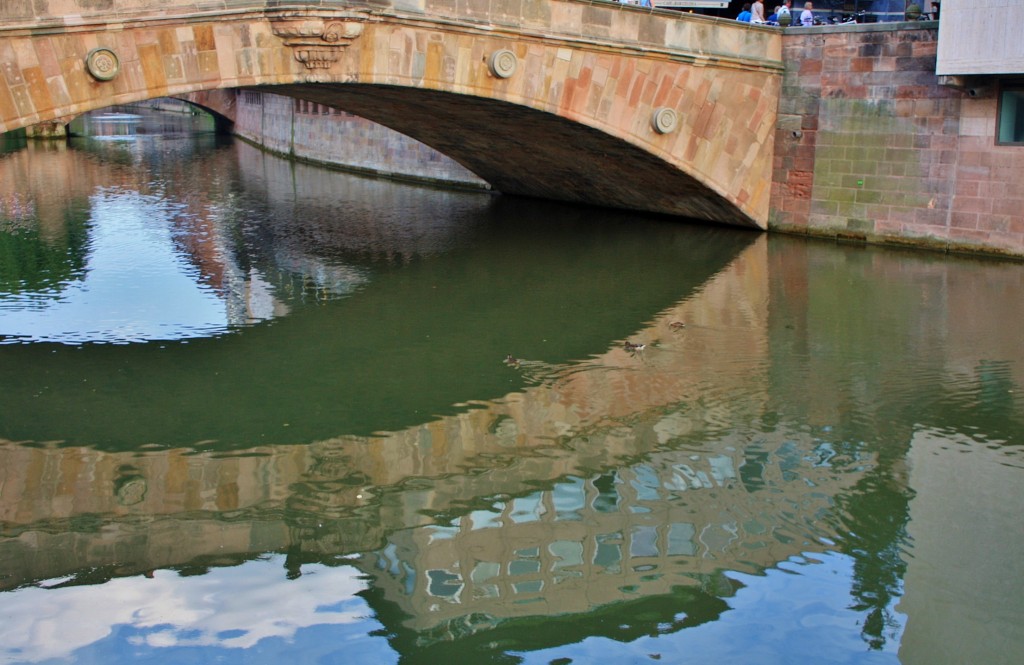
xmin=800 ymin=1 xmax=815 ymax=26
xmin=778 ymin=0 xmax=792 ymax=21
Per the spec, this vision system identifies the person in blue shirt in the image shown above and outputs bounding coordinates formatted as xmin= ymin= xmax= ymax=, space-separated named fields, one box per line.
xmin=737 ymin=3 xmax=752 ymax=21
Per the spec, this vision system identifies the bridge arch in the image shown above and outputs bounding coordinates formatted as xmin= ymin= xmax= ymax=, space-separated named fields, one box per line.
xmin=0 ymin=1 xmax=782 ymax=228
xmin=178 ymin=89 xmax=237 ymax=133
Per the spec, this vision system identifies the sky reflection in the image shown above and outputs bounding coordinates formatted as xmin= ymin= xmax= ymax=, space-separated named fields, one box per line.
xmin=0 ymin=192 xmax=232 ymax=343
xmin=0 ymin=556 xmax=395 ymax=664
xmin=0 ymin=548 xmax=904 ymax=665
xmin=516 ymin=551 xmax=904 ymax=665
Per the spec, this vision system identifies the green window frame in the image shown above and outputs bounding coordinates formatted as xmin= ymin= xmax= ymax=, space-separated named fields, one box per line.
xmin=997 ymin=82 xmax=1024 ymax=145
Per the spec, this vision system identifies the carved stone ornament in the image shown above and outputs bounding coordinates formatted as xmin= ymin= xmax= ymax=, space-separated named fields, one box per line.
xmin=271 ymin=19 xmax=365 ymax=69
xmin=85 ymin=47 xmax=120 ymax=81
xmin=651 ymin=107 xmax=678 ymax=134
xmin=488 ymin=49 xmax=518 ymax=79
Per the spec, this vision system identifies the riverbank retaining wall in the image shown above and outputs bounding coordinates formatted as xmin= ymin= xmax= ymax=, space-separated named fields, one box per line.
xmin=771 ymin=22 xmax=1024 ymax=258
xmin=233 ymin=91 xmax=487 ymax=190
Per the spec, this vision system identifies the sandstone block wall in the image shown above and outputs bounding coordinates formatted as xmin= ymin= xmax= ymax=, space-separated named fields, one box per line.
xmin=771 ymin=23 xmax=1024 ymax=258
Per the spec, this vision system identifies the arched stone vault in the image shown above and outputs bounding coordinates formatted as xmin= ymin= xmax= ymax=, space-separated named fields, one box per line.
xmin=269 ymin=84 xmax=754 ymax=225
xmin=180 ymin=88 xmax=238 ymax=133
xmin=0 ymin=1 xmax=782 ymax=228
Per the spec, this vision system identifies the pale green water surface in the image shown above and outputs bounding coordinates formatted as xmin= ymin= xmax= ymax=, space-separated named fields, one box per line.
xmin=0 ymin=108 xmax=1021 ymax=664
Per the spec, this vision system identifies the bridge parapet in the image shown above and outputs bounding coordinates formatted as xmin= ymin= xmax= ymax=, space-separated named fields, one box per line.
xmin=1 ymin=1 xmax=780 ymax=71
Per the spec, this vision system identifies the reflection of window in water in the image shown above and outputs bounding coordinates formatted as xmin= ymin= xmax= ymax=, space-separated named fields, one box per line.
xmin=513 ymin=579 xmax=544 ymax=595
xmin=709 ymin=455 xmax=738 ymax=486
xmin=515 ymin=546 xmax=540 ymax=559
xmin=426 ymin=524 xmax=460 ymax=543
xmin=427 ymin=569 xmax=463 ymax=601
xmin=471 ymin=561 xmax=500 ymax=599
xmin=509 ymin=559 xmax=541 ymax=576
xmin=977 ymin=359 xmax=1016 ymax=416
xmin=468 ymin=508 xmax=503 ymax=530
xmin=594 ymin=532 xmax=623 ymax=573
xmin=553 ymin=476 xmax=586 ymax=521
xmin=403 ymin=562 xmax=416 ymax=596
xmin=777 ymin=441 xmax=802 ymax=482
xmin=669 ymin=463 xmax=712 ymax=491
xmin=509 ymin=492 xmax=545 ymax=523
xmin=740 ymin=449 xmax=770 ymax=492
xmin=591 ymin=472 xmax=621 ymax=513
xmin=375 ymin=543 xmax=419 ymax=597
xmin=510 ymin=547 xmax=542 ymax=590
xmin=810 ymin=441 xmax=837 ymax=467
xmin=667 ymin=523 xmax=697 ymax=556
xmin=376 ymin=543 xmax=402 ymax=576
xmin=549 ymin=540 xmax=585 ymax=580
xmin=630 ymin=525 xmax=660 ymax=559
xmin=699 ymin=521 xmax=739 ymax=554
xmin=630 ymin=464 xmax=662 ymax=502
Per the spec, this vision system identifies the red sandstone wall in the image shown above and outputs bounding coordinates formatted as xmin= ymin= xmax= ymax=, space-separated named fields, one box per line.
xmin=771 ymin=24 xmax=1024 ymax=259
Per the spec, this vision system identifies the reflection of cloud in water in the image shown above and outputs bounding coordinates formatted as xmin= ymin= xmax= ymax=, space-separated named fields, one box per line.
xmin=0 ymin=191 xmax=299 ymax=343
xmin=0 ymin=557 xmax=375 ymax=662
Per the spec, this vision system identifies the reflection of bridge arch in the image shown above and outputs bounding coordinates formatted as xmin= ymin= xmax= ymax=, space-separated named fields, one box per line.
xmin=0 ymin=1 xmax=781 ymax=227
xmin=0 ymin=241 xmax=864 ymax=597
xmin=0 ymin=237 xmax=879 ymax=650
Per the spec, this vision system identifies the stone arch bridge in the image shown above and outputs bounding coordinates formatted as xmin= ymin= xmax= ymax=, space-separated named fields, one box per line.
xmin=0 ymin=1 xmax=781 ymax=228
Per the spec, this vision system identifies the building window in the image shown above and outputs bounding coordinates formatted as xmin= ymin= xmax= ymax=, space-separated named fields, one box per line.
xmin=997 ymin=84 xmax=1024 ymax=145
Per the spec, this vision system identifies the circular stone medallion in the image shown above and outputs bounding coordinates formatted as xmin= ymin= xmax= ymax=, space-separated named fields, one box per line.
xmin=86 ymin=47 xmax=121 ymax=81
xmin=651 ymin=107 xmax=679 ymax=134
xmin=488 ymin=49 xmax=518 ymax=79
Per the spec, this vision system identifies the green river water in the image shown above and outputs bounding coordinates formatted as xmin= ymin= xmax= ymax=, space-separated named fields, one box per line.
xmin=0 ymin=108 xmax=1021 ymax=664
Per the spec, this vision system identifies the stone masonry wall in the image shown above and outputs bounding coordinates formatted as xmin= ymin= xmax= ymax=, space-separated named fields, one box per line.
xmin=233 ymin=91 xmax=487 ymax=189
xmin=772 ymin=23 xmax=1024 ymax=259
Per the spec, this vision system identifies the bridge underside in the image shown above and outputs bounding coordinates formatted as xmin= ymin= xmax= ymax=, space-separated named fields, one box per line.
xmin=268 ymin=84 xmax=755 ymax=228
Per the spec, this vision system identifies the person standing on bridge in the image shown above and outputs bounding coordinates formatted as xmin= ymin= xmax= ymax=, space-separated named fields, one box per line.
xmin=736 ymin=3 xmax=752 ymax=21
xmin=751 ymin=0 xmax=767 ymax=23
xmin=800 ymin=1 xmax=815 ymax=25
xmin=778 ymin=0 xmax=792 ymax=22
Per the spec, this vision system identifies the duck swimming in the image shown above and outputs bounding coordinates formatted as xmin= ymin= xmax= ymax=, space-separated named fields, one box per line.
xmin=624 ymin=341 xmax=646 ymax=354
xmin=669 ymin=321 xmax=686 ymax=331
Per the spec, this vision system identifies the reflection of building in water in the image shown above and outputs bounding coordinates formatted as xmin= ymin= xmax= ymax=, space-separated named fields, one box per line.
xmin=0 ymin=241 xmax=782 ymax=590
xmin=0 ymin=141 xmax=93 ymax=245
xmin=0 ymin=424 xmax=864 ymax=624
xmin=0 ymin=123 xmax=367 ymax=330
xmin=0 ymin=237 xmax=883 ymax=641
xmin=0 ymin=238 xmax=858 ymax=629
xmin=362 ymin=434 xmax=856 ymax=634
